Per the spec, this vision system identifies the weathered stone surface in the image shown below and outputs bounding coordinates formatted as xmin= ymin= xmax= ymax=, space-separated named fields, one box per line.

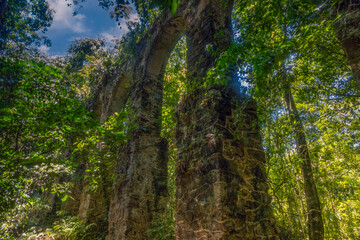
xmin=91 ymin=71 xmax=132 ymax=123
xmin=106 ymin=12 xmax=185 ymax=240
xmin=61 ymin=166 xmax=109 ymax=233
xmin=94 ymin=0 xmax=280 ymax=239
xmin=176 ymin=90 xmax=279 ymax=239
xmin=78 ymin=184 xmax=91 ymax=222
xmin=175 ymin=0 xmax=279 ymax=239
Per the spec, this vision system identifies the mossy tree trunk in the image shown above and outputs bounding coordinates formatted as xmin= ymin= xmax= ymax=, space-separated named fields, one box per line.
xmin=283 ymin=82 xmax=324 ymax=240
xmin=175 ymin=0 xmax=279 ymax=239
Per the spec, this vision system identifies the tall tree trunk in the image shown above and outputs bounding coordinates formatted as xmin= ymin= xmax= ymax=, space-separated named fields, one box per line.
xmin=175 ymin=1 xmax=279 ymax=239
xmin=283 ymin=82 xmax=324 ymax=240
xmin=332 ymin=0 xmax=360 ymax=90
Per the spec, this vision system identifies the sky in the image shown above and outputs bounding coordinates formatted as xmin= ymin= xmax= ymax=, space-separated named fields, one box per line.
xmin=41 ymin=0 xmax=133 ymax=56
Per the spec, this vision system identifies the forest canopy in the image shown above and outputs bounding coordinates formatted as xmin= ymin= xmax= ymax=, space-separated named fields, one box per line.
xmin=0 ymin=0 xmax=359 ymax=239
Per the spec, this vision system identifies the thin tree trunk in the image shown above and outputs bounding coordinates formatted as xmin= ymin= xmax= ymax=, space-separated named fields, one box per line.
xmin=283 ymin=82 xmax=324 ymax=240
xmin=288 ymin=153 xmax=307 ymax=239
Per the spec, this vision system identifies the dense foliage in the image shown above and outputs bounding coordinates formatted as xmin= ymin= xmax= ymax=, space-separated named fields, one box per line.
xmin=0 ymin=0 xmax=359 ymax=239
xmin=232 ymin=0 xmax=360 ymax=238
xmin=0 ymin=0 xmax=53 ymax=51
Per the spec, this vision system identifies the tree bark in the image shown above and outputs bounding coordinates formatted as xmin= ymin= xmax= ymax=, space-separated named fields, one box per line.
xmin=332 ymin=0 xmax=360 ymax=90
xmin=175 ymin=1 xmax=279 ymax=239
xmin=283 ymin=82 xmax=324 ymax=240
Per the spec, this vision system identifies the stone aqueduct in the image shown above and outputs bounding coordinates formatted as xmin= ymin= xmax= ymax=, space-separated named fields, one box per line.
xmin=87 ymin=0 xmax=279 ymax=239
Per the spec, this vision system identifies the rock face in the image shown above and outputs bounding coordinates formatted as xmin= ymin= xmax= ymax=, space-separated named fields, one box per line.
xmin=91 ymin=0 xmax=280 ymax=239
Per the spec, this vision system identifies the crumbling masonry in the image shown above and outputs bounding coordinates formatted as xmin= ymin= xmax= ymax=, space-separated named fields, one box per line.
xmin=90 ymin=0 xmax=280 ymax=239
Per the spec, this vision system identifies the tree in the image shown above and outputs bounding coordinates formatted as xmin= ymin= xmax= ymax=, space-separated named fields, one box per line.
xmin=0 ymin=56 xmax=97 ymax=238
xmin=0 ymin=0 xmax=52 ymax=52
xmin=1 ymin=0 xmax=360 ymax=239
xmin=66 ymin=38 xmax=105 ymax=71
xmin=232 ymin=0 xmax=354 ymax=238
xmin=283 ymin=80 xmax=324 ymax=240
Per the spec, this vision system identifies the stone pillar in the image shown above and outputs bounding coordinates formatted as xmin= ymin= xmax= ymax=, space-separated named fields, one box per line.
xmin=175 ymin=0 xmax=279 ymax=239
xmin=106 ymin=14 xmax=185 ymax=240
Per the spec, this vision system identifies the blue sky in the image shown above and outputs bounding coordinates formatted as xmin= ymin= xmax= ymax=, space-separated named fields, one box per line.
xmin=41 ymin=0 xmax=134 ymax=56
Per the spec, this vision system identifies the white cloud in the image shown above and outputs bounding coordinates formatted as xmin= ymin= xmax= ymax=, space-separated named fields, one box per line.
xmin=38 ymin=45 xmax=50 ymax=53
xmin=48 ymin=0 xmax=88 ymax=33
xmin=101 ymin=31 xmax=117 ymax=42
xmin=100 ymin=24 xmax=126 ymax=42
xmin=100 ymin=13 xmax=139 ymax=43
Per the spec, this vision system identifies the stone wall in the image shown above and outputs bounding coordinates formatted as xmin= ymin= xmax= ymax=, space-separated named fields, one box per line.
xmin=175 ymin=0 xmax=279 ymax=239
xmin=88 ymin=1 xmax=281 ymax=239
xmin=106 ymin=12 xmax=185 ymax=240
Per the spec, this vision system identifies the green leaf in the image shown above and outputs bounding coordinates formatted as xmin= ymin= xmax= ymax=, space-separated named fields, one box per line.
xmin=171 ymin=0 xmax=178 ymax=15
xmin=61 ymin=194 xmax=69 ymax=202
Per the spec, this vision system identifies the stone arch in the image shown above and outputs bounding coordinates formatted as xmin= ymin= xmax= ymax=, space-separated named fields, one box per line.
xmin=106 ymin=12 xmax=186 ymax=240
xmin=102 ymin=1 xmax=279 ymax=239
xmin=145 ymin=16 xmax=185 ymax=78
xmin=92 ymin=72 xmax=132 ymax=122
xmin=91 ymin=15 xmax=185 ymax=123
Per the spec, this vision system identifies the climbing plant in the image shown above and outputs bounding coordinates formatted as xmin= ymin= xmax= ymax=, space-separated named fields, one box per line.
xmin=1 ymin=0 xmax=360 ymax=239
